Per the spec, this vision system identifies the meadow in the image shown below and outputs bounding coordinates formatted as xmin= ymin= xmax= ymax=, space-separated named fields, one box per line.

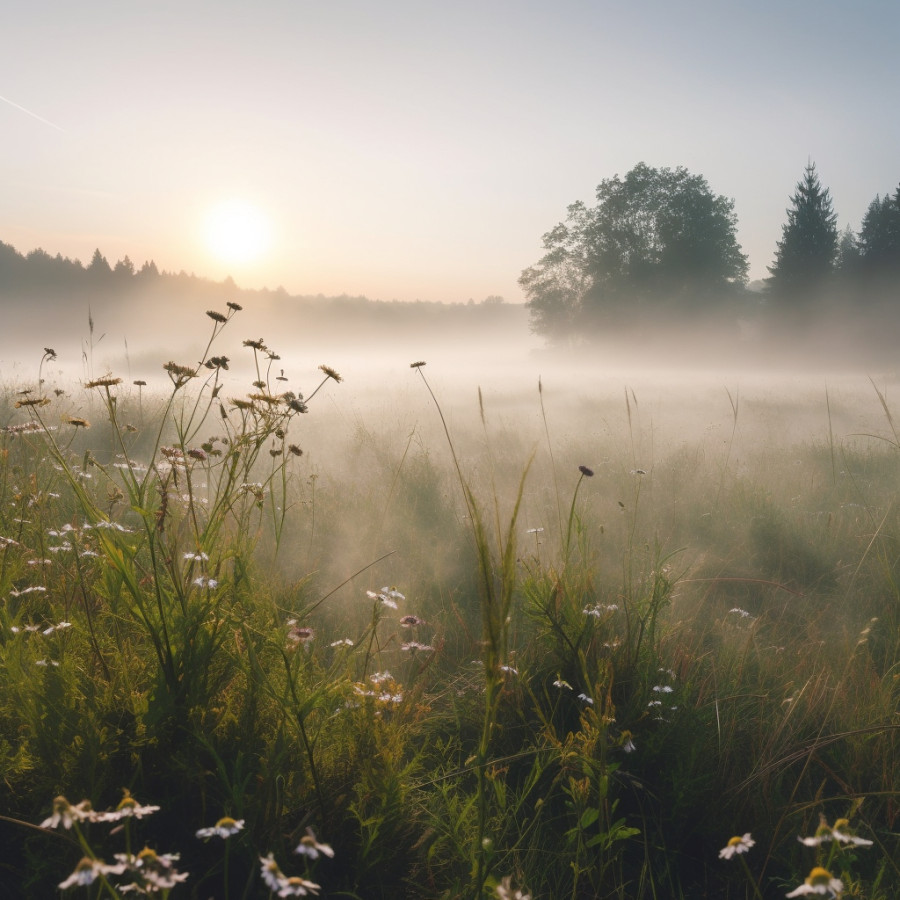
xmin=1 ymin=305 xmax=898 ymax=898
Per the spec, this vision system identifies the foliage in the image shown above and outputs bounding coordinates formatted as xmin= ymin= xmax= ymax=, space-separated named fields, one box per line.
xmin=520 ymin=163 xmax=748 ymax=341
xmin=858 ymin=187 xmax=900 ymax=278
xmin=767 ymin=162 xmax=839 ymax=301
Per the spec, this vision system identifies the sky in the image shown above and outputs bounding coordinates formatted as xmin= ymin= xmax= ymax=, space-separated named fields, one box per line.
xmin=2 ymin=0 xmax=898 ymax=304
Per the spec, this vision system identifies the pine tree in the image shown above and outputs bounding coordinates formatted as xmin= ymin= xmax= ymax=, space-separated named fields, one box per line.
xmin=767 ymin=162 xmax=838 ymax=301
xmin=858 ymin=188 xmax=900 ymax=275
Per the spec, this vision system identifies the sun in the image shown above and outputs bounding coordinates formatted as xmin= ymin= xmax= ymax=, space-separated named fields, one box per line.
xmin=204 ymin=199 xmax=272 ymax=266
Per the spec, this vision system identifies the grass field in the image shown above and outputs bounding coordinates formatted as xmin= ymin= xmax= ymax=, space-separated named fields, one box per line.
xmin=1 ymin=307 xmax=898 ymax=898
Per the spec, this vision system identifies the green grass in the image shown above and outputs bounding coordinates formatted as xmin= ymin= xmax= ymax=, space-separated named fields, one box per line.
xmin=0 ymin=311 xmax=898 ymax=898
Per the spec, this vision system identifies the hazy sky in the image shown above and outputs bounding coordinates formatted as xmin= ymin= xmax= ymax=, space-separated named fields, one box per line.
xmin=2 ymin=0 xmax=898 ymax=303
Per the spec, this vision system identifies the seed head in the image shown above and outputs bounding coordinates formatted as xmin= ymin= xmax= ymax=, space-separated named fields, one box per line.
xmin=206 ymin=310 xmax=228 ymax=323
xmin=578 ymin=465 xmax=594 ymax=477
xmin=410 ymin=361 xmax=426 ymax=368
xmin=319 ymin=364 xmax=343 ymax=383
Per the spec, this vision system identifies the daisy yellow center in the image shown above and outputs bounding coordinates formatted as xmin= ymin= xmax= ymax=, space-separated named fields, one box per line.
xmin=727 ymin=835 xmax=743 ymax=846
xmin=216 ymin=816 xmax=237 ymax=828
xmin=808 ymin=867 xmax=833 ymax=885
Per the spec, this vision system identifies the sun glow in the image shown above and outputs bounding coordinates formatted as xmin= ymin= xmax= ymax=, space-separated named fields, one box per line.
xmin=204 ymin=199 xmax=272 ymax=265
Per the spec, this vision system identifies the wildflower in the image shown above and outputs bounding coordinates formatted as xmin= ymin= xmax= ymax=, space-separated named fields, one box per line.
xmin=785 ymin=866 xmax=844 ymax=897
xmin=294 ymin=827 xmax=334 ymax=859
xmin=187 ymin=447 xmax=208 ymax=461
xmin=163 ymin=361 xmax=198 ymax=384
xmin=133 ymin=379 xmax=147 ymax=387
xmin=399 ymin=614 xmax=426 ymax=627
xmin=115 ymin=847 xmax=189 ymax=890
xmin=193 ymin=575 xmax=219 ymax=589
xmin=288 ymin=625 xmax=315 ymax=647
xmin=227 ymin=301 xmax=242 ymax=311
xmin=196 ymin=816 xmax=245 ymax=839
xmin=496 ymin=875 xmax=531 ymax=900
xmin=402 ymin=641 xmax=434 ymax=652
xmin=330 ymin=638 xmax=354 ymax=648
xmin=206 ymin=309 xmax=228 ymax=323
xmin=500 ymin=665 xmax=518 ymax=676
xmin=14 ymin=396 xmax=50 ymax=408
xmin=719 ymin=833 xmax=755 ymax=859
xmin=59 ymin=857 xmax=126 ymax=890
xmin=631 ymin=468 xmax=647 ymax=475
xmin=369 ymin=671 xmax=394 ymax=684
xmin=183 ymin=551 xmax=209 ymax=562
xmin=41 ymin=796 xmax=96 ymax=829
xmin=526 ymin=527 xmax=544 ymax=534
xmin=653 ymin=685 xmax=674 ymax=693
xmin=96 ymin=789 xmax=160 ymax=822
xmin=84 ymin=375 xmax=123 ymax=388
xmin=410 ymin=361 xmax=426 ymax=368
xmin=243 ymin=338 xmax=266 ymax=351
xmin=577 ymin=693 xmax=594 ymax=705
xmin=66 ymin=416 xmax=91 ymax=428
xmin=578 ymin=465 xmax=594 ymax=477
xmin=553 ymin=677 xmax=572 ymax=690
xmin=44 ymin=347 xmax=57 ymax=359
xmin=289 ymin=444 xmax=303 ymax=456
xmin=367 ymin=589 xmax=398 ymax=610
xmin=318 ymin=364 xmax=343 ymax=382
xmin=798 ymin=818 xmax=873 ymax=847
xmin=260 ymin=853 xmax=286 ymax=892
xmin=729 ymin=607 xmax=752 ymax=618
xmin=278 ymin=875 xmax=322 ymax=896
xmin=621 ymin=736 xmax=637 ymax=753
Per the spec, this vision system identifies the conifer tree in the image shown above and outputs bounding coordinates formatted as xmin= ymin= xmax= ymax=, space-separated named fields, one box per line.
xmin=767 ymin=162 xmax=838 ymax=301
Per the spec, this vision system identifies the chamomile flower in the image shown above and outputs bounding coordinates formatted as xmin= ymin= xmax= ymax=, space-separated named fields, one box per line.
xmin=719 ymin=833 xmax=755 ymax=859
xmin=260 ymin=854 xmax=286 ymax=892
xmin=797 ymin=818 xmax=873 ymax=847
xmin=114 ymin=847 xmax=189 ymax=890
xmin=41 ymin=796 xmax=96 ymax=829
xmin=96 ymin=789 xmax=160 ymax=822
xmin=294 ymin=827 xmax=334 ymax=859
xmin=785 ymin=866 xmax=844 ymax=897
xmin=58 ymin=857 xmax=126 ymax=889
xmin=196 ymin=816 xmax=245 ymax=839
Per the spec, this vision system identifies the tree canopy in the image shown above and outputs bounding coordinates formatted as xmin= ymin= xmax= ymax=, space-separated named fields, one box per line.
xmin=520 ymin=163 xmax=748 ymax=341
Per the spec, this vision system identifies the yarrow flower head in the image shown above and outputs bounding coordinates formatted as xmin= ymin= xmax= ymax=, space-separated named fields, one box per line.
xmin=578 ymin=465 xmax=594 ymax=477
xmin=294 ymin=827 xmax=334 ymax=860
xmin=785 ymin=866 xmax=844 ymax=897
xmin=719 ymin=833 xmax=755 ymax=859
xmin=196 ymin=816 xmax=245 ymax=839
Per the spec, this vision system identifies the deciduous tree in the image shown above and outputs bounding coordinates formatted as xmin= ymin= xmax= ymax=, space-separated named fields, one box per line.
xmin=520 ymin=163 xmax=747 ymax=341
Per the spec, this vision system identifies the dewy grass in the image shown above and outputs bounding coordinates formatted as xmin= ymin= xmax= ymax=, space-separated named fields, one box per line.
xmin=2 ymin=347 xmax=900 ymax=896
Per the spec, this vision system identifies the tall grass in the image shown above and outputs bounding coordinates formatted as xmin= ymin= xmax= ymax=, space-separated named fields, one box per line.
xmin=0 ymin=317 xmax=898 ymax=898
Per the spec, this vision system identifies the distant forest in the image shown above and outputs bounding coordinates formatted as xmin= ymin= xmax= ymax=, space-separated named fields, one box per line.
xmin=0 ymin=239 xmax=528 ymax=374
xmin=520 ymin=162 xmax=900 ymax=354
xmin=3 ymin=159 xmax=900 ymax=370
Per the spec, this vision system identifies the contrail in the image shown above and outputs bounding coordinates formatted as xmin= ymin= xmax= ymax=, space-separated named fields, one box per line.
xmin=0 ymin=93 xmax=64 ymax=131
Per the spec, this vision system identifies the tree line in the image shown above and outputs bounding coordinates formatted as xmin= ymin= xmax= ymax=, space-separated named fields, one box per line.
xmin=520 ymin=162 xmax=900 ymax=342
